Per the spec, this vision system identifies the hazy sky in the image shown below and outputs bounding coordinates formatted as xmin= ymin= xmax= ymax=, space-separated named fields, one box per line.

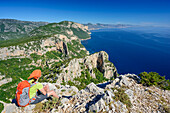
xmin=0 ymin=0 xmax=170 ymax=26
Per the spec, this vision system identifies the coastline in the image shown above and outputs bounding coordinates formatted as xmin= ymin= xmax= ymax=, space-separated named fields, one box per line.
xmin=80 ymin=37 xmax=91 ymax=41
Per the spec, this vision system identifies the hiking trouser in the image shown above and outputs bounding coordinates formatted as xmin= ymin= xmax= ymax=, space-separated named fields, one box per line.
xmin=30 ymin=91 xmax=48 ymax=104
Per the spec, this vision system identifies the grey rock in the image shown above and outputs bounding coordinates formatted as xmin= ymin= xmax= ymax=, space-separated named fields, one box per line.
xmin=111 ymin=103 xmax=115 ymax=112
xmin=61 ymin=98 xmax=69 ymax=104
xmin=24 ymin=104 xmax=36 ymax=112
xmin=120 ymin=75 xmax=130 ymax=86
xmin=125 ymin=89 xmax=134 ymax=101
xmin=85 ymin=82 xmax=104 ymax=94
xmin=106 ymin=105 xmax=110 ymax=111
xmin=5 ymin=104 xmax=17 ymax=113
xmin=71 ymin=86 xmax=79 ymax=93
xmin=105 ymin=90 xmax=115 ymax=98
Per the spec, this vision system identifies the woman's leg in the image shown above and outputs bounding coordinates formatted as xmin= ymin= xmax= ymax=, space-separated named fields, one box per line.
xmin=44 ymin=84 xmax=50 ymax=92
xmin=40 ymin=84 xmax=59 ymax=98
xmin=47 ymin=90 xmax=59 ymax=98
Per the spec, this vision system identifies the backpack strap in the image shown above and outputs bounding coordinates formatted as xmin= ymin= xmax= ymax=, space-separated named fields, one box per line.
xmin=28 ymin=80 xmax=38 ymax=87
xmin=28 ymin=80 xmax=39 ymax=103
xmin=30 ymin=81 xmax=38 ymax=87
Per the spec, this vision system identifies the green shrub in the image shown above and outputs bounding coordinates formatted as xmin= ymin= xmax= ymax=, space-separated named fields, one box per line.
xmin=68 ymin=68 xmax=108 ymax=90
xmin=112 ymin=88 xmax=132 ymax=109
xmin=61 ymin=80 xmax=66 ymax=85
xmin=45 ymin=51 xmax=61 ymax=60
xmin=34 ymin=98 xmax=62 ymax=112
xmin=93 ymin=68 xmax=108 ymax=83
xmin=65 ymin=70 xmax=68 ymax=73
xmin=138 ymin=72 xmax=170 ymax=90
xmin=0 ymin=35 xmax=51 ymax=47
xmin=68 ymin=80 xmax=75 ymax=86
xmin=70 ymin=28 xmax=90 ymax=39
xmin=0 ymin=102 xmax=4 ymax=113
xmin=30 ymin=53 xmax=41 ymax=62
xmin=61 ymin=89 xmax=66 ymax=92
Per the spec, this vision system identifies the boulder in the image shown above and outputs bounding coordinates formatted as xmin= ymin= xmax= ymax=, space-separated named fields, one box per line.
xmin=125 ymin=89 xmax=134 ymax=101
xmin=85 ymin=82 xmax=104 ymax=94
xmin=61 ymin=98 xmax=69 ymax=104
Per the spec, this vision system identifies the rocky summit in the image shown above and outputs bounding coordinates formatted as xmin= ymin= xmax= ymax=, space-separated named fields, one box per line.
xmin=0 ymin=20 xmax=169 ymax=113
xmin=2 ymin=74 xmax=170 ymax=113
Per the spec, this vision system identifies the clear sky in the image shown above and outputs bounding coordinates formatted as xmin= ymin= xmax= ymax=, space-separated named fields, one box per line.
xmin=0 ymin=0 xmax=170 ymax=26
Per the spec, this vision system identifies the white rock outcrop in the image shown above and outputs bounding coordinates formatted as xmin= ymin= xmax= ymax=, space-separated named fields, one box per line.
xmin=1 ymin=74 xmax=170 ymax=113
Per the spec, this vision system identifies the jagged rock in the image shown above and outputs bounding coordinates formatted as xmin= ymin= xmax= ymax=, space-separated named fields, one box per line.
xmin=55 ymin=38 xmax=69 ymax=55
xmin=85 ymin=82 xmax=104 ymax=94
xmin=88 ymin=98 xmax=105 ymax=112
xmin=61 ymin=98 xmax=69 ymax=104
xmin=57 ymin=51 xmax=118 ymax=84
xmin=114 ymin=101 xmax=128 ymax=113
xmin=111 ymin=103 xmax=115 ymax=112
xmin=70 ymin=86 xmax=79 ymax=93
xmin=125 ymin=89 xmax=134 ymax=100
xmin=105 ymin=90 xmax=115 ymax=100
xmin=1 ymin=74 xmax=170 ymax=113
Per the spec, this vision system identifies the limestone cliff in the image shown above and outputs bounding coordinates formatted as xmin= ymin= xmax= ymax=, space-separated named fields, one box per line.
xmin=0 ymin=20 xmax=169 ymax=113
xmin=56 ymin=51 xmax=118 ymax=84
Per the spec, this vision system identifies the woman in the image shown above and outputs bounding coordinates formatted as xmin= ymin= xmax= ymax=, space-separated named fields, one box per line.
xmin=28 ymin=69 xmax=59 ymax=104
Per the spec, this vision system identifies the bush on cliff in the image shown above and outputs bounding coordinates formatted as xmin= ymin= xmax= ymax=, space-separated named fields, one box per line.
xmin=112 ymin=87 xmax=132 ymax=109
xmin=68 ymin=68 xmax=108 ymax=90
xmin=139 ymin=72 xmax=170 ymax=90
xmin=0 ymin=102 xmax=4 ymax=113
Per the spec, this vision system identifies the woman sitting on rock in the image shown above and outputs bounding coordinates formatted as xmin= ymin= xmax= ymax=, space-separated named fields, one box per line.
xmin=28 ymin=69 xmax=59 ymax=104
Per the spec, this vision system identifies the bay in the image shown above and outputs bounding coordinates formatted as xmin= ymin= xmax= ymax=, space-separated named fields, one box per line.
xmin=82 ymin=28 xmax=170 ymax=79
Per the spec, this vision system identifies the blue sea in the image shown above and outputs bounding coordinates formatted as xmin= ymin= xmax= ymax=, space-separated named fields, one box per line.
xmin=82 ymin=27 xmax=170 ymax=80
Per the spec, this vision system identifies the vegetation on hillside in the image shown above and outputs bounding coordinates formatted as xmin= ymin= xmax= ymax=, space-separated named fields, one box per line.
xmin=30 ymin=21 xmax=90 ymax=39
xmin=0 ymin=35 xmax=51 ymax=47
xmin=34 ymin=98 xmax=62 ymax=112
xmin=112 ymin=87 xmax=132 ymax=110
xmin=139 ymin=72 xmax=170 ymax=90
xmin=70 ymin=27 xmax=90 ymax=39
xmin=0 ymin=19 xmax=47 ymax=40
xmin=0 ymin=50 xmax=65 ymax=102
xmin=0 ymin=21 xmax=90 ymax=47
xmin=67 ymin=68 xmax=108 ymax=90
xmin=0 ymin=58 xmax=41 ymax=102
xmin=0 ymin=102 xmax=4 ymax=113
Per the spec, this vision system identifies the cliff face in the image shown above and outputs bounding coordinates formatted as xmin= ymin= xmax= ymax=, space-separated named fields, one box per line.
xmin=0 ymin=20 xmax=169 ymax=113
xmin=56 ymin=51 xmax=118 ymax=84
xmin=0 ymin=21 xmax=90 ymax=60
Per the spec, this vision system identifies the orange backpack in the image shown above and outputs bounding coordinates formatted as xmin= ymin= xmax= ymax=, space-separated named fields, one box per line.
xmin=15 ymin=80 xmax=37 ymax=107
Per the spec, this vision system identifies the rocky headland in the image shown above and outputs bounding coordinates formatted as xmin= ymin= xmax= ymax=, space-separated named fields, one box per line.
xmin=0 ymin=20 xmax=169 ymax=113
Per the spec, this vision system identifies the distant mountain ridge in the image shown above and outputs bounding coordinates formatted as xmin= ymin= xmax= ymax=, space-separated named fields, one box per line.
xmin=0 ymin=19 xmax=134 ymax=40
xmin=0 ymin=19 xmax=48 ymax=40
xmin=84 ymin=23 xmax=133 ymax=30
